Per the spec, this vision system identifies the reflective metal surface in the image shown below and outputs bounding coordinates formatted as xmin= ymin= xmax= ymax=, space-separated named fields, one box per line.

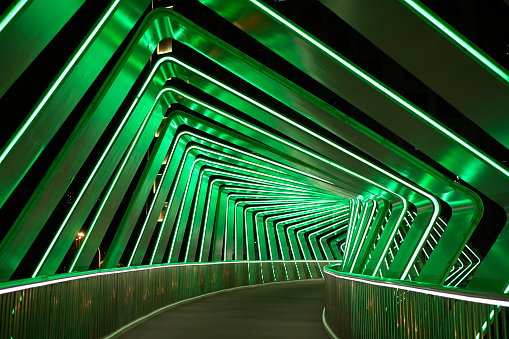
xmin=325 ymin=264 xmax=509 ymax=338
xmin=0 ymin=0 xmax=505 ymax=318
xmin=0 ymin=260 xmax=332 ymax=339
xmin=198 ymin=0 xmax=508 ymax=291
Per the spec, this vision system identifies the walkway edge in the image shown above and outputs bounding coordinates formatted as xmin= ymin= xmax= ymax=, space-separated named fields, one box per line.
xmin=322 ymin=308 xmax=339 ymax=339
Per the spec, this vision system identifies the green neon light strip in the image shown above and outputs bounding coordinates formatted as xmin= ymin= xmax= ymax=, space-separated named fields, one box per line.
xmin=251 ymin=201 xmax=337 ymax=259
xmin=264 ymin=203 xmax=341 ymax=260
xmin=111 ymin=58 xmax=414 ymax=269
xmin=159 ymin=150 xmax=326 ymax=262
xmin=68 ymin=97 xmax=156 ymax=272
xmin=344 ymin=201 xmax=361 ymax=265
xmin=171 ymin=88 xmax=403 ymax=206
xmin=0 ymin=0 xmax=29 ymax=33
xmin=169 ymin=58 xmax=433 ymax=205
xmin=0 ymin=0 xmax=121 ymax=167
xmin=286 ymin=207 xmax=347 ymax=259
xmin=318 ymin=230 xmax=342 ymax=261
xmin=166 ymin=87 xmax=411 ymax=276
xmin=347 ymin=201 xmax=369 ymax=269
xmin=436 ymin=217 xmax=480 ymax=287
xmin=344 ymin=201 xmax=358 ymax=266
xmin=296 ymin=214 xmax=348 ymax=259
xmin=349 ymin=200 xmax=376 ymax=272
xmin=128 ymin=112 xmax=337 ymax=262
xmin=199 ymin=185 xmax=336 ymax=262
xmin=131 ymin=134 xmax=192 ymax=267
xmin=232 ymin=194 xmax=319 ymax=260
xmin=230 ymin=189 xmax=330 ymax=261
xmin=151 ymin=144 xmax=328 ymax=264
xmin=181 ymin=146 xmax=312 ymax=188
xmin=343 ymin=201 xmax=353 ymax=261
xmin=225 ymin=192 xmax=327 ymax=260
xmin=250 ymin=0 xmax=509 ymax=180
xmin=178 ymin=128 xmax=334 ymax=185
xmin=308 ymin=224 xmax=347 ymax=260
xmin=319 ymin=227 xmax=348 ymax=261
xmin=402 ymin=0 xmax=509 ymax=84
xmin=33 ymin=34 xmax=160 ymax=277
xmin=248 ymin=201 xmax=339 ymax=260
xmin=284 ymin=208 xmax=347 ymax=240
xmin=402 ymin=211 xmax=422 ymax=279
xmin=206 ymin=184 xmax=335 ymax=262
xmin=139 ymin=97 xmax=326 ymax=265
xmin=96 ymin=68 xmax=407 ymax=268
xmin=230 ymin=195 xmax=322 ymax=260
xmin=343 ymin=201 xmax=355 ymax=262
xmin=276 ymin=206 xmax=346 ymax=258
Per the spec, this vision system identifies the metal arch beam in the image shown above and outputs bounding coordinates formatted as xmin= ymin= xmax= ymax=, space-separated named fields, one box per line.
xmin=0 ymin=0 xmax=88 ymax=98
xmin=342 ymin=200 xmax=377 ymax=272
xmin=157 ymin=155 xmax=337 ymax=264
xmin=71 ymin=129 xmax=345 ymax=270
xmin=318 ymin=0 xmax=509 ymax=288
xmin=254 ymin=202 xmax=343 ymax=260
xmin=96 ymin=108 xmax=363 ymax=268
xmin=0 ymin=5 xmax=436 ymax=282
xmin=147 ymin=89 xmax=420 ymax=272
xmin=350 ymin=198 xmax=390 ymax=273
xmin=318 ymin=0 xmax=509 ymax=148
xmin=0 ymin=8 xmax=432 ymax=218
xmin=148 ymin=12 xmax=478 ymax=283
xmin=190 ymin=182 xmax=341 ymax=262
xmin=98 ymin=111 xmax=353 ymax=269
xmin=212 ymin=191 xmax=345 ymax=261
xmin=198 ymin=0 xmax=506 ymax=195
xmin=47 ymin=69 xmax=408 ymax=274
xmin=75 ymin=106 xmax=355 ymax=270
xmin=0 ymin=0 xmax=149 ymax=206
xmin=243 ymin=201 xmax=342 ymax=261
xmin=197 ymin=0 xmax=505 ymax=288
xmin=0 ymin=2 xmax=480 ymax=290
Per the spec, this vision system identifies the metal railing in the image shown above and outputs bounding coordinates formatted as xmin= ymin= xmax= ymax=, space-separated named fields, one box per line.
xmin=0 ymin=260 xmax=335 ymax=339
xmin=324 ymin=264 xmax=509 ymax=338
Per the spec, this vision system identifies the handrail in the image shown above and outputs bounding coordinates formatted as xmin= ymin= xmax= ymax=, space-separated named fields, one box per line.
xmin=0 ymin=260 xmax=336 ymax=339
xmin=324 ymin=264 xmax=509 ymax=338
xmin=325 ymin=264 xmax=509 ymax=307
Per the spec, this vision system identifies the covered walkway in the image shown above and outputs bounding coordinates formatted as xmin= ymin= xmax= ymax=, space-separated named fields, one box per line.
xmin=1 ymin=0 xmax=509 ymax=338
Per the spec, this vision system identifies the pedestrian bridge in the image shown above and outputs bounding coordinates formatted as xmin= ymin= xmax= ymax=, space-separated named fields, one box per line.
xmin=0 ymin=0 xmax=508 ymax=338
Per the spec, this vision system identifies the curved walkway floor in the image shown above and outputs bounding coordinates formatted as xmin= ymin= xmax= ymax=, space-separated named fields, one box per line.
xmin=118 ymin=279 xmax=329 ymax=338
